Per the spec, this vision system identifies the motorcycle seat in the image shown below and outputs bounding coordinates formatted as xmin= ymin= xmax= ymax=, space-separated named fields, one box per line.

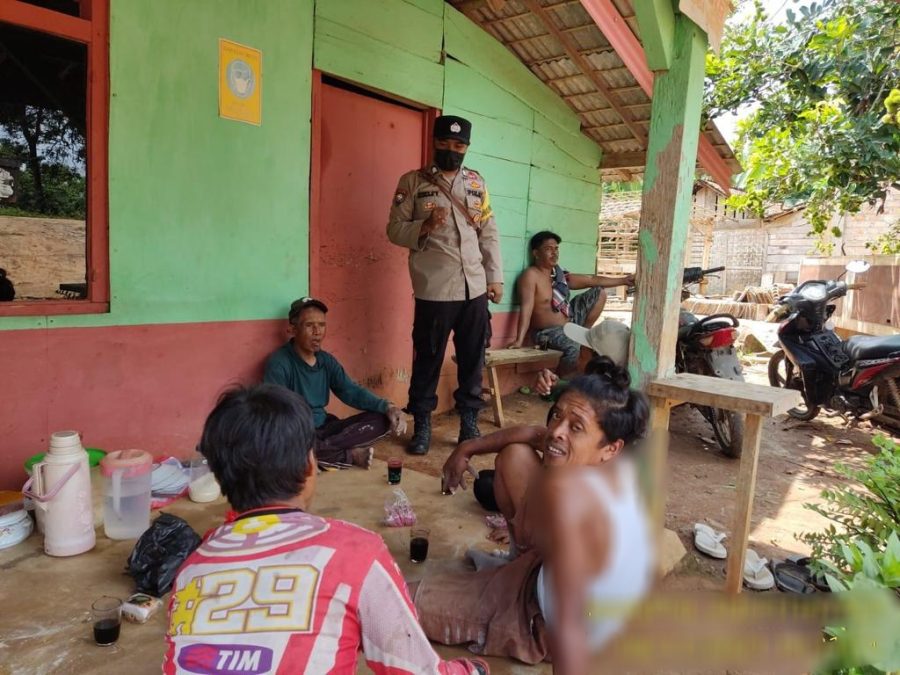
xmin=844 ymin=334 xmax=900 ymax=362
xmin=680 ymin=319 xmax=734 ymax=340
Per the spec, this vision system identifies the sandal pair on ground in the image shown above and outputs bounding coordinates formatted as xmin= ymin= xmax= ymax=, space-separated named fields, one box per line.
xmin=693 ymin=524 xmax=831 ymax=593
xmin=693 ymin=523 xmax=774 ymax=591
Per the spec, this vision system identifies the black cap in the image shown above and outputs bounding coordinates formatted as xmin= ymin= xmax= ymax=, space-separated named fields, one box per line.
xmin=289 ymin=297 xmax=328 ymax=322
xmin=433 ymin=115 xmax=471 ymax=144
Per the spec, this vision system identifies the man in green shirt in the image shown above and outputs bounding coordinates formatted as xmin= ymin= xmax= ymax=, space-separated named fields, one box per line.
xmin=263 ymin=297 xmax=406 ymax=468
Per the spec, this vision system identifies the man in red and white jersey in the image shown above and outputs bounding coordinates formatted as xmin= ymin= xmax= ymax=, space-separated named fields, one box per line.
xmin=164 ymin=383 xmax=487 ymax=675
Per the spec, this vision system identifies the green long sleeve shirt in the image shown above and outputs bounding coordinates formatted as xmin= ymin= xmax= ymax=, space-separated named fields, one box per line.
xmin=263 ymin=342 xmax=389 ymax=428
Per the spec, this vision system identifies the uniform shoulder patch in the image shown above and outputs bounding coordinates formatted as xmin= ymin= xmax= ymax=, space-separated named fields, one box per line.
xmin=394 ymin=188 xmax=408 ymax=204
xmin=463 ymin=167 xmax=482 ymax=179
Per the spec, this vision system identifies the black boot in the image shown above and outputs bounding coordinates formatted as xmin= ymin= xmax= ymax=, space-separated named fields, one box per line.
xmin=407 ymin=413 xmax=432 ymax=455
xmin=458 ymin=408 xmax=481 ymax=444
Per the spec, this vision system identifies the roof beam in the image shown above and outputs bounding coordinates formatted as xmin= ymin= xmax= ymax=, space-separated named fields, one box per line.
xmin=578 ymin=0 xmax=735 ymax=190
xmin=520 ymin=0 xmax=647 ymax=146
xmin=524 ymin=46 xmax=617 ymax=67
xmin=503 ymin=22 xmax=598 ymax=48
xmin=678 ymin=0 xmax=733 ymax=54
xmin=633 ymin=0 xmax=675 ymax=70
xmin=600 ymin=151 xmax=646 ymax=169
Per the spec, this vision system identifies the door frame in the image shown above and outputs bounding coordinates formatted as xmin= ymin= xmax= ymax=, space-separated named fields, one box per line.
xmin=308 ymin=70 xmax=438 ymax=297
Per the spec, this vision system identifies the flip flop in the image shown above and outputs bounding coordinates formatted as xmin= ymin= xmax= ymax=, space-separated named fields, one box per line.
xmin=771 ymin=560 xmax=817 ymax=594
xmin=787 ymin=555 xmax=832 ymax=592
xmin=693 ymin=523 xmax=727 ymax=559
xmin=743 ymin=549 xmax=775 ymax=590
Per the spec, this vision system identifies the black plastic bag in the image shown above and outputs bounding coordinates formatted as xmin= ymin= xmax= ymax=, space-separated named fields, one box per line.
xmin=126 ymin=512 xmax=201 ymax=596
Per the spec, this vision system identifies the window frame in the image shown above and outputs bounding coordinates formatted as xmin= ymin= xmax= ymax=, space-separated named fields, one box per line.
xmin=0 ymin=0 xmax=109 ymax=317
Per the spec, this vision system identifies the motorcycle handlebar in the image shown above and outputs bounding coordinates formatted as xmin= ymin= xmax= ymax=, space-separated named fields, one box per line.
xmin=682 ymin=266 xmax=726 ymax=284
xmin=766 ymin=305 xmax=789 ymax=322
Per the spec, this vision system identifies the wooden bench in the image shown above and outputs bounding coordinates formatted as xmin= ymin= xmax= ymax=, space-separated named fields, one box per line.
xmin=483 ymin=348 xmax=562 ymax=426
xmin=646 ymin=373 xmax=802 ymax=594
xmin=454 ymin=347 xmax=563 ymax=427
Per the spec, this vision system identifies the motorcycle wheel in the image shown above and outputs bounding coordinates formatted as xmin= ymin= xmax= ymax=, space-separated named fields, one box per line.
xmin=768 ymin=350 xmax=819 ymax=421
xmin=709 ymin=407 xmax=744 ymax=458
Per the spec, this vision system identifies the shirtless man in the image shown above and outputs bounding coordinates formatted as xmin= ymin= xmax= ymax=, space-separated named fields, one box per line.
xmin=508 ymin=231 xmax=633 ymax=374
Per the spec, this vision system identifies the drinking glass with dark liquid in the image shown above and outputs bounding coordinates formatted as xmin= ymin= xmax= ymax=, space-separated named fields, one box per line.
xmin=387 ymin=457 xmax=403 ymax=485
xmin=92 ymin=596 xmax=122 ymax=646
xmin=410 ymin=527 xmax=430 ymax=563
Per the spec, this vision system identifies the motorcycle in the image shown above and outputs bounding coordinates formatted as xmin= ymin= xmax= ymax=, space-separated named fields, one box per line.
xmin=766 ymin=261 xmax=900 ymax=426
xmin=676 ymin=266 xmax=745 ymax=458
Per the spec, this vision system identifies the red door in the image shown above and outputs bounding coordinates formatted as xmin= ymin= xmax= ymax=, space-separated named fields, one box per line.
xmin=311 ymin=79 xmax=428 ymax=414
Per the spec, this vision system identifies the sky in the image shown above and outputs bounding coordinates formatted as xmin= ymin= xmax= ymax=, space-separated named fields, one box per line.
xmin=714 ymin=0 xmax=801 ymax=146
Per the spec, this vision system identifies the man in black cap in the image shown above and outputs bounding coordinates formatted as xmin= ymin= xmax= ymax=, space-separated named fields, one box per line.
xmin=263 ymin=297 xmax=406 ymax=468
xmin=387 ymin=115 xmax=504 ymax=455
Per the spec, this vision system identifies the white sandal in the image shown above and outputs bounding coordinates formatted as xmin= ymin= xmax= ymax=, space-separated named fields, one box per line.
xmin=743 ymin=549 xmax=775 ymax=590
xmin=693 ymin=523 xmax=727 ymax=559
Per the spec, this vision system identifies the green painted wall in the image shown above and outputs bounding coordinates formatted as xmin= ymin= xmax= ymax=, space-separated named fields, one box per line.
xmin=315 ymin=0 xmax=603 ymax=313
xmin=0 ymin=0 xmax=314 ymax=331
xmin=0 ymin=0 xmax=601 ymax=330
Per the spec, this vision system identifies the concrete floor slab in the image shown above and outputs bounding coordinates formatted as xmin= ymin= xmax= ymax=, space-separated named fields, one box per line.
xmin=0 ymin=460 xmax=549 ymax=674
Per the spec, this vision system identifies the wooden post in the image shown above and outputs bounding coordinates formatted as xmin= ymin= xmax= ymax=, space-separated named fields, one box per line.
xmin=628 ymin=11 xmax=709 ymax=389
xmin=725 ymin=413 xmax=765 ymax=593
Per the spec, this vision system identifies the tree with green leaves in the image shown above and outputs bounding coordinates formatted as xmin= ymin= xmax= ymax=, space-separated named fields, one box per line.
xmin=705 ymin=0 xmax=900 ymax=253
xmin=0 ymin=104 xmax=85 ymax=219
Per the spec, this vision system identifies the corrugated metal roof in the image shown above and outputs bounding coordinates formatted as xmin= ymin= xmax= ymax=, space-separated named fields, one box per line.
xmin=446 ymin=0 xmax=740 ymax=181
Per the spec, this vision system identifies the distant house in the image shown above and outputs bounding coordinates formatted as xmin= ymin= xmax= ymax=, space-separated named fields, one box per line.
xmin=599 ymin=184 xmax=898 ymax=296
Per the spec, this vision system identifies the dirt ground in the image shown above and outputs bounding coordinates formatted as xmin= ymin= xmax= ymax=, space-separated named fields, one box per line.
xmin=0 ymin=215 xmax=85 ymax=299
xmin=371 ymin=359 xmax=898 ymax=590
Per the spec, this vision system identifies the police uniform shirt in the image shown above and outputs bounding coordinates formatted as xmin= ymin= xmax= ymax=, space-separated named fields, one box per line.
xmin=387 ymin=164 xmax=503 ymax=302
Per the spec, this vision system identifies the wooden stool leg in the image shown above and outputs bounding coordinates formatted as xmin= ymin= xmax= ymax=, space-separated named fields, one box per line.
xmin=725 ymin=413 xmax=765 ymax=594
xmin=647 ymin=398 xmax=672 ymax=523
xmin=488 ymin=366 xmax=504 ymax=427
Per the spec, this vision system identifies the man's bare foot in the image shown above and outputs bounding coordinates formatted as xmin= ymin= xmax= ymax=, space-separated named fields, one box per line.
xmin=351 ymin=446 xmax=374 ymax=469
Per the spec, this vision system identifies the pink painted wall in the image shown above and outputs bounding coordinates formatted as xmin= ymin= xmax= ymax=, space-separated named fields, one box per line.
xmin=0 ymin=313 xmax=535 ymax=489
xmin=0 ymin=320 xmax=283 ymax=489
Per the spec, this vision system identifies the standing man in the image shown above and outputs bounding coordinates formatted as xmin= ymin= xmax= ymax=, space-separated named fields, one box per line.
xmin=508 ymin=231 xmax=633 ymax=375
xmin=387 ymin=115 xmax=503 ymax=455
xmin=264 ymin=297 xmax=406 ymax=468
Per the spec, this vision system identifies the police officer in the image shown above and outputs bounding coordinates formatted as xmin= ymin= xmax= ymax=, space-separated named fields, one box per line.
xmin=387 ymin=115 xmax=503 ymax=455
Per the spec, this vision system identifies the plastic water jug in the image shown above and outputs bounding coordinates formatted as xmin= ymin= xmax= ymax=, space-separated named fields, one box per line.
xmin=22 ymin=431 xmax=96 ymax=556
xmin=101 ymin=450 xmax=152 ymax=540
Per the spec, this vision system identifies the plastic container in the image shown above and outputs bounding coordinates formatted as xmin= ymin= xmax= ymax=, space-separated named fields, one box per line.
xmin=22 ymin=430 xmax=96 ymax=556
xmin=101 ymin=450 xmax=152 ymax=540
xmin=25 ymin=448 xmax=106 ymax=475
xmin=0 ymin=508 xmax=33 ymax=550
xmin=188 ymin=455 xmax=221 ymax=503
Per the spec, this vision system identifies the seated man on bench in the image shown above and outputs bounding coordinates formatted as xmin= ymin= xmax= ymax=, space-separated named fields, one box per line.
xmin=264 ymin=297 xmax=406 ymax=469
xmin=508 ymin=231 xmax=633 ymax=375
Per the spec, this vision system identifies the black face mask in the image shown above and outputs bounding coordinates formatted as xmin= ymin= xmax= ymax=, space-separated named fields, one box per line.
xmin=434 ymin=148 xmax=465 ymax=171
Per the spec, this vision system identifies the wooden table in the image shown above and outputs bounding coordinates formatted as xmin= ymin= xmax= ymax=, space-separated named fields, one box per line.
xmin=646 ymin=372 xmax=802 ymax=593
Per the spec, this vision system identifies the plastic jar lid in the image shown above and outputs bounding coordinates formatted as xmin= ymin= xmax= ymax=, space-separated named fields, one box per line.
xmin=0 ymin=508 xmax=33 ymax=550
xmin=101 ymin=449 xmax=153 ymax=478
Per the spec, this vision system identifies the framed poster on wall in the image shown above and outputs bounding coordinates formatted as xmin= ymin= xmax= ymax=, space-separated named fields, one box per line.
xmin=219 ymin=39 xmax=262 ymax=125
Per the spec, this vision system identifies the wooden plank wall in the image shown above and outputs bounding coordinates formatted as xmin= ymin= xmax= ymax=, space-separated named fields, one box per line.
xmin=766 ymin=188 xmax=898 ymax=283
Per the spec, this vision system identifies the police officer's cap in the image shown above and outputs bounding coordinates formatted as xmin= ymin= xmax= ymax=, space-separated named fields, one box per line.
xmin=433 ymin=115 xmax=471 ymax=144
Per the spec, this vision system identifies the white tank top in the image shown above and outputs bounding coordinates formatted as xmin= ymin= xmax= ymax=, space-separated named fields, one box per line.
xmin=535 ymin=459 xmax=653 ymax=650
